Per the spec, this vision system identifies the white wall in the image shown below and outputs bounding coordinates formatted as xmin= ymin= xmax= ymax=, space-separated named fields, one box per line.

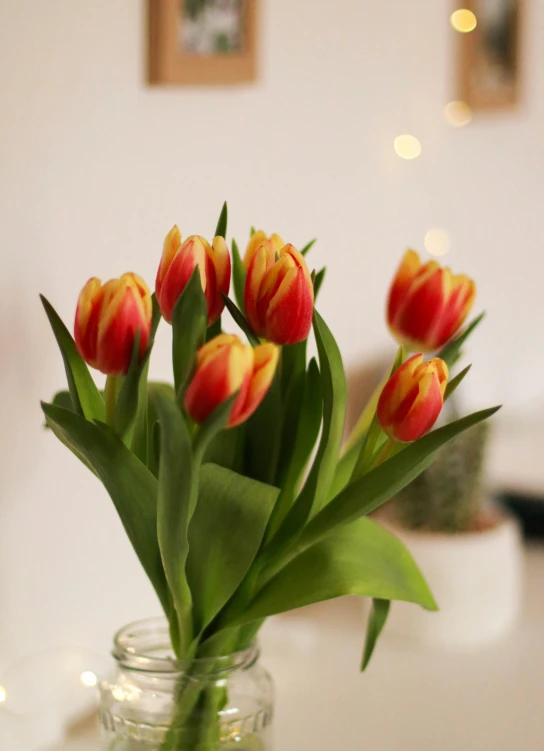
xmin=1 ymin=0 xmax=543 ymax=669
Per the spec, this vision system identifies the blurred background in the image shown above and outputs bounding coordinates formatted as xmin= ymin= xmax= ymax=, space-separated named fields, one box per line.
xmin=1 ymin=0 xmax=543 ymax=749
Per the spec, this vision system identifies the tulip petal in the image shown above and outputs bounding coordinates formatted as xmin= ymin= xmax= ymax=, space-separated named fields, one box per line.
xmin=156 ymin=226 xmax=182 ymax=298
xmin=387 ymin=250 xmax=421 ymax=326
xmin=392 ymin=372 xmax=443 ymax=442
xmin=74 ymin=277 xmax=104 ymax=367
xmin=244 ymin=245 xmax=271 ymax=335
xmin=158 ymin=236 xmax=207 ymax=324
xmin=232 ymin=343 xmax=280 ymax=426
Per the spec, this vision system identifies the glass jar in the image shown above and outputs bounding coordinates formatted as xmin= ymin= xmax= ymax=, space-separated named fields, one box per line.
xmin=99 ymin=618 xmax=274 ymax=750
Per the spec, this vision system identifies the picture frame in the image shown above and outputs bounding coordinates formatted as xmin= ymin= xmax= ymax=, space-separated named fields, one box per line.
xmin=456 ymin=0 xmax=524 ymax=111
xmin=148 ymin=0 xmax=257 ymax=85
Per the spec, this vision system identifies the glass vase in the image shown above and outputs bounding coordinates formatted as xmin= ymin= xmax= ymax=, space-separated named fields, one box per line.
xmin=98 ymin=618 xmax=274 ymax=751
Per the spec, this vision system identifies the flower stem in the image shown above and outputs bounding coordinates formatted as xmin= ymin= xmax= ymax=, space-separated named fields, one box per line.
xmin=104 ymin=374 xmax=121 ymax=427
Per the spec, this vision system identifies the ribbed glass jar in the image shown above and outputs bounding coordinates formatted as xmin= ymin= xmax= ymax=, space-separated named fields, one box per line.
xmin=99 ymin=618 xmax=274 ymax=750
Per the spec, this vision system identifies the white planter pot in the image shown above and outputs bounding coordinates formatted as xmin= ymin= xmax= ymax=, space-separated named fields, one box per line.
xmin=381 ymin=508 xmax=524 ymax=647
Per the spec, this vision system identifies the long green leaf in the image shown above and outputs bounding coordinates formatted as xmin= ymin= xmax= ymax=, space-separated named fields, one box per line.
xmin=214 ymin=201 xmax=228 ymax=238
xmin=300 ymin=239 xmax=317 ymax=256
xmin=41 ymin=402 xmax=169 ymax=614
xmin=244 ymin=371 xmax=283 ymax=484
xmin=361 ymin=598 xmax=390 ymax=671
xmin=295 ymin=406 xmax=500 ymax=554
xmin=221 ymin=294 xmax=259 ymax=347
xmin=444 ymin=364 xmax=471 ymax=401
xmin=271 ymin=310 xmax=346 ymax=545
xmin=151 ymin=390 xmax=195 ymax=654
xmin=172 ymin=269 xmax=207 ymax=398
xmin=232 ymin=517 xmax=436 ymax=625
xmin=266 ymin=359 xmax=323 ymax=539
xmin=438 ymin=312 xmax=485 ymax=368
xmin=186 ymin=464 xmax=278 ymax=633
xmin=40 ymin=296 xmax=104 ymax=422
xmin=114 ymin=331 xmax=151 ymax=444
xmin=231 ymin=239 xmax=246 ymax=312
xmin=313 ymin=267 xmax=326 ymax=299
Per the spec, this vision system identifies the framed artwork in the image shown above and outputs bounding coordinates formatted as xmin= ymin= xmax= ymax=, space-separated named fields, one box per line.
xmin=456 ymin=0 xmax=524 ymax=110
xmin=148 ymin=0 xmax=257 ymax=85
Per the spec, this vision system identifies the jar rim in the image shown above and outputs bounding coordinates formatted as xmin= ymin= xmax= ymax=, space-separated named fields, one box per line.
xmin=112 ymin=617 xmax=258 ymax=675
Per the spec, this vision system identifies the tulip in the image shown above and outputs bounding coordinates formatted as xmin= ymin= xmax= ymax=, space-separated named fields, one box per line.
xmin=387 ymin=250 xmax=476 ymax=352
xmin=244 ymin=243 xmax=314 ymax=345
xmin=156 ymin=226 xmax=231 ymax=326
xmin=243 ymin=230 xmax=285 ymax=271
xmin=184 ymin=334 xmax=279 ymax=428
xmin=74 ymin=273 xmax=152 ymax=376
xmin=377 ymin=354 xmax=449 ymax=443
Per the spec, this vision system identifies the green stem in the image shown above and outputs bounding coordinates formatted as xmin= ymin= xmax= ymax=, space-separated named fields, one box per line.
xmin=104 ymin=374 xmax=121 ymax=426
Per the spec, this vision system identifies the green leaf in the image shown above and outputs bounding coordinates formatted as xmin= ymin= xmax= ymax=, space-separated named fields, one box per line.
xmin=214 ymin=201 xmax=228 ymax=238
xmin=267 ymin=359 xmax=323 ymax=539
xmin=244 ymin=371 xmax=283 ymax=485
xmin=280 ymin=341 xmax=307 ymax=398
xmin=51 ymin=389 xmax=75 ymax=412
xmin=203 ymin=424 xmax=246 ymax=474
xmin=295 ymin=406 xmax=500 ymax=554
xmin=150 ymin=293 xmax=162 ymax=342
xmin=186 ymin=464 xmax=278 ymax=633
xmin=234 ymin=517 xmax=436 ymax=625
xmin=172 ymin=268 xmax=207 ymax=398
xmin=40 ymin=295 xmax=105 ymax=422
xmin=301 ymin=239 xmax=317 ymax=256
xmin=114 ymin=331 xmax=152 ymax=444
xmin=231 ymin=239 xmax=247 ymax=312
xmin=361 ymin=598 xmax=390 ymax=671
xmin=444 ymin=364 xmax=472 ymax=401
xmin=151 ymin=389 xmax=195 ymax=654
xmin=313 ymin=267 xmax=326 ymax=299
xmin=206 ymin=318 xmax=222 ymax=342
xmin=438 ymin=312 xmax=485 ymax=368
xmin=41 ymin=402 xmax=170 ymax=614
xmin=250 ymin=226 xmax=256 ymax=237
xmin=221 ymin=294 xmax=259 ymax=347
xmin=272 ymin=310 xmax=346 ymax=544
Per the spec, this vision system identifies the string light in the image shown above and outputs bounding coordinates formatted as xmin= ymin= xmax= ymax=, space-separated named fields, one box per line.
xmin=0 ymin=686 xmax=6 ymax=703
xmin=394 ymin=135 xmax=422 ymax=160
xmin=445 ymin=100 xmax=473 ymax=127
xmin=80 ymin=671 xmax=98 ymax=688
xmin=451 ymin=9 xmax=477 ymax=33
xmin=424 ymin=229 xmax=451 ymax=257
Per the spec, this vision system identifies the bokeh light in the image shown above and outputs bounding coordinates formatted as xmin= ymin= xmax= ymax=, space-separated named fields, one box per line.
xmin=80 ymin=671 xmax=98 ymax=687
xmin=424 ymin=229 xmax=451 ymax=257
xmin=445 ymin=100 xmax=473 ymax=127
xmin=451 ymin=9 xmax=477 ymax=33
xmin=0 ymin=686 xmax=6 ymax=703
xmin=394 ymin=135 xmax=422 ymax=160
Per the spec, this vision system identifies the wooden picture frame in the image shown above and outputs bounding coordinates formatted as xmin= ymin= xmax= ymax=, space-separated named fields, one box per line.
xmin=148 ymin=0 xmax=257 ymax=85
xmin=456 ymin=0 xmax=524 ymax=111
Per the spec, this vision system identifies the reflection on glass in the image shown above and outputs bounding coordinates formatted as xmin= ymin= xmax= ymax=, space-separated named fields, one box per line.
xmin=180 ymin=0 xmax=244 ymax=55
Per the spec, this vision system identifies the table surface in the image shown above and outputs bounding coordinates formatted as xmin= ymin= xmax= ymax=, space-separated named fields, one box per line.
xmin=55 ymin=543 xmax=544 ymax=751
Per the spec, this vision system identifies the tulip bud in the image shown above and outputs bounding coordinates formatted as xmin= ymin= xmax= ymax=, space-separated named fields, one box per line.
xmin=387 ymin=250 xmax=476 ymax=352
xmin=156 ymin=226 xmax=231 ymax=326
xmin=74 ymin=273 xmax=152 ymax=376
xmin=377 ymin=354 xmax=449 ymax=443
xmin=244 ymin=243 xmax=314 ymax=345
xmin=184 ymin=334 xmax=279 ymax=428
xmin=243 ymin=230 xmax=285 ymax=271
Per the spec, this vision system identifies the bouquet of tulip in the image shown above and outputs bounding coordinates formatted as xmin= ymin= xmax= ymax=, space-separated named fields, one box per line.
xmin=41 ymin=205 xmax=497 ymax=749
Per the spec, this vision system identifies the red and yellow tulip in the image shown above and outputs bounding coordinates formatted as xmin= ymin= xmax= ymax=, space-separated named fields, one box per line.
xmin=156 ymin=226 xmax=231 ymax=326
xmin=244 ymin=242 xmax=314 ymax=345
xmin=184 ymin=334 xmax=279 ymax=428
xmin=387 ymin=250 xmax=476 ymax=352
xmin=377 ymin=354 xmax=449 ymax=443
xmin=244 ymin=230 xmax=285 ymax=271
xmin=74 ymin=273 xmax=152 ymax=376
